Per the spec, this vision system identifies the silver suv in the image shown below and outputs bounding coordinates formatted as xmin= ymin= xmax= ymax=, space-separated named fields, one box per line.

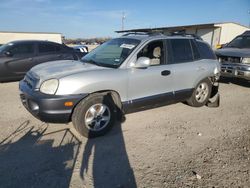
xmin=19 ymin=33 xmax=220 ymax=138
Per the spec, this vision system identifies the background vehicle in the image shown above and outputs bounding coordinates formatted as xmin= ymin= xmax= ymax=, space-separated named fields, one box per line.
xmin=215 ymin=31 xmax=250 ymax=80
xmin=0 ymin=40 xmax=80 ymax=82
xmin=72 ymin=45 xmax=89 ymax=58
xmin=20 ymin=33 xmax=220 ymax=138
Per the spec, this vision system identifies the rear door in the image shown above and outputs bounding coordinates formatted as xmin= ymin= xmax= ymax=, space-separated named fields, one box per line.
xmin=5 ymin=42 xmax=36 ymax=76
xmin=36 ymin=42 xmax=61 ymax=64
xmin=167 ymin=39 xmax=208 ymax=100
xmin=36 ymin=42 xmax=75 ymax=65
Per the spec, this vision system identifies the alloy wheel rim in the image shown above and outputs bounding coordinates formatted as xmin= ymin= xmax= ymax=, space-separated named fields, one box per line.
xmin=84 ymin=103 xmax=111 ymax=131
xmin=195 ymin=82 xmax=209 ymax=103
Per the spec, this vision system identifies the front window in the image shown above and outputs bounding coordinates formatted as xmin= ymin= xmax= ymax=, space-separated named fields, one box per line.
xmin=81 ymin=38 xmax=140 ymax=68
xmin=137 ymin=40 xmax=164 ymax=66
xmin=227 ymin=36 xmax=250 ymax=48
xmin=0 ymin=42 xmax=14 ymax=53
xmin=9 ymin=43 xmax=34 ymax=55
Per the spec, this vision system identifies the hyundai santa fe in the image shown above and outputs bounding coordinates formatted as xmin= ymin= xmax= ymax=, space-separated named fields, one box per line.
xmin=19 ymin=33 xmax=220 ymax=138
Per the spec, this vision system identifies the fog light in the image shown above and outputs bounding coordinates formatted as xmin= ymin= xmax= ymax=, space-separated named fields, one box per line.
xmin=28 ymin=100 xmax=39 ymax=114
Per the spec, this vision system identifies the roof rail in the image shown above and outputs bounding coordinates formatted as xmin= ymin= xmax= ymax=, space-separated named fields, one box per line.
xmin=170 ymin=31 xmax=203 ymax=40
xmin=121 ymin=30 xmax=203 ymax=40
xmin=122 ymin=32 xmax=149 ymax=36
xmin=122 ymin=31 xmax=165 ymax=37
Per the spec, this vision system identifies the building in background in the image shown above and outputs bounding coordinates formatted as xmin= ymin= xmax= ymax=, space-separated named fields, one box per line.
xmin=0 ymin=31 xmax=62 ymax=45
xmin=116 ymin=22 xmax=249 ymax=49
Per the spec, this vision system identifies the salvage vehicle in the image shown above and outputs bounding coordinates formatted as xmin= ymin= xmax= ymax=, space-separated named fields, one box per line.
xmin=0 ymin=40 xmax=80 ymax=82
xmin=215 ymin=31 xmax=250 ymax=80
xmin=19 ymin=33 xmax=220 ymax=138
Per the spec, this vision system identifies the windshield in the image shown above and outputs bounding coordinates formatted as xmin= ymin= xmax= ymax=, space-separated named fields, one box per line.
xmin=226 ymin=36 xmax=250 ymax=48
xmin=81 ymin=38 xmax=140 ymax=68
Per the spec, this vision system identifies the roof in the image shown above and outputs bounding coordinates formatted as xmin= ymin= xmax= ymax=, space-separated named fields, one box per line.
xmin=116 ymin=22 xmax=249 ymax=33
xmin=0 ymin=31 xmax=61 ymax=35
xmin=118 ymin=32 xmax=203 ymax=42
xmin=242 ymin=31 xmax=250 ymax=36
xmin=7 ymin=40 xmax=62 ymax=44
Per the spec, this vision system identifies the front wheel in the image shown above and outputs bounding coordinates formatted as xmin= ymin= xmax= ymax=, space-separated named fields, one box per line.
xmin=72 ymin=93 xmax=116 ymax=138
xmin=187 ymin=78 xmax=212 ymax=107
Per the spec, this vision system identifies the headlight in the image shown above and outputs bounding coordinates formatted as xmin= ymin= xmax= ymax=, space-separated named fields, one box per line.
xmin=241 ymin=58 xmax=250 ymax=64
xmin=40 ymin=79 xmax=59 ymax=95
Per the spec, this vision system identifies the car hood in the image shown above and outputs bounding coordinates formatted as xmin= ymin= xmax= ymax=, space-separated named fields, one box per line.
xmin=215 ymin=48 xmax=250 ymax=58
xmin=29 ymin=60 xmax=109 ymax=81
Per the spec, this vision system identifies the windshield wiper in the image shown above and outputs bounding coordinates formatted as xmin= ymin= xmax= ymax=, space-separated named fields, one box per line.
xmin=80 ymin=59 xmax=101 ymax=66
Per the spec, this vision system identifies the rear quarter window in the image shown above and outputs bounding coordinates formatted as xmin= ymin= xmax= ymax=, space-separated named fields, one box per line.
xmin=196 ymin=41 xmax=216 ymax=60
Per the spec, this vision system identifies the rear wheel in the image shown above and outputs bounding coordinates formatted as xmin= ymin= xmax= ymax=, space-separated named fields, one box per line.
xmin=72 ymin=93 xmax=116 ymax=138
xmin=187 ymin=78 xmax=212 ymax=107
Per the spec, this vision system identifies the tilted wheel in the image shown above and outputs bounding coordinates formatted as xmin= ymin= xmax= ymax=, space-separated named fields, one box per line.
xmin=72 ymin=93 xmax=116 ymax=138
xmin=187 ymin=78 xmax=212 ymax=107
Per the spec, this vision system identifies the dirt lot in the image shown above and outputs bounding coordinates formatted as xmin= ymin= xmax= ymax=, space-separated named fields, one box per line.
xmin=0 ymin=78 xmax=249 ymax=188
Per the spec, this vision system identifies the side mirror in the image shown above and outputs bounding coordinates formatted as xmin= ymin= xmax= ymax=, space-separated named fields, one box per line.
xmin=4 ymin=51 xmax=12 ymax=57
xmin=134 ymin=57 xmax=150 ymax=69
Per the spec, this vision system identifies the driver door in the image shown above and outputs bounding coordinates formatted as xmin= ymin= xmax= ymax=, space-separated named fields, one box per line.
xmin=126 ymin=39 xmax=175 ymax=112
xmin=5 ymin=42 xmax=35 ymax=78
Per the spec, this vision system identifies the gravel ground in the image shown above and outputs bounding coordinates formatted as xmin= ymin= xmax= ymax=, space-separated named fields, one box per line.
xmin=0 ymin=78 xmax=249 ymax=188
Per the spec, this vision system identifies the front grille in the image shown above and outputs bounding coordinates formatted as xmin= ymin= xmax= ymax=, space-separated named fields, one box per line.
xmin=23 ymin=73 xmax=39 ymax=89
xmin=218 ymin=56 xmax=241 ymax=63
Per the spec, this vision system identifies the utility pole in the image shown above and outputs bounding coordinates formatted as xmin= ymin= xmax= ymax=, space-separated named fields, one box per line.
xmin=122 ymin=12 xmax=125 ymax=31
xmin=248 ymin=10 xmax=250 ymax=28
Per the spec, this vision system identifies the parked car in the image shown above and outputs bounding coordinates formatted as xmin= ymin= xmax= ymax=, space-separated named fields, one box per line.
xmin=0 ymin=40 xmax=80 ymax=82
xmin=72 ymin=45 xmax=89 ymax=53
xmin=215 ymin=31 xmax=250 ymax=80
xmin=19 ymin=33 xmax=220 ymax=138
xmin=72 ymin=45 xmax=89 ymax=58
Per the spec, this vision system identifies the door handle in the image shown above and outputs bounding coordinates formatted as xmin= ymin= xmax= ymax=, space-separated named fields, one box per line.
xmin=161 ymin=70 xmax=171 ymax=76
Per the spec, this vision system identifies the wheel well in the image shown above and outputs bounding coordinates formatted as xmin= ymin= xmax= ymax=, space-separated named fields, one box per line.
xmin=92 ymin=90 xmax=122 ymax=110
xmin=69 ymin=90 xmax=122 ymax=122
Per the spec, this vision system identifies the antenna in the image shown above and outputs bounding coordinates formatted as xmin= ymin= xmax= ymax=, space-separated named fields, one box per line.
xmin=122 ymin=12 xmax=126 ymax=31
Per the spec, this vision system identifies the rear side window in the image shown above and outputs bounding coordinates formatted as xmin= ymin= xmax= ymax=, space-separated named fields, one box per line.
xmin=38 ymin=43 xmax=61 ymax=53
xmin=196 ymin=41 xmax=216 ymax=59
xmin=170 ymin=39 xmax=193 ymax=63
xmin=9 ymin=43 xmax=34 ymax=55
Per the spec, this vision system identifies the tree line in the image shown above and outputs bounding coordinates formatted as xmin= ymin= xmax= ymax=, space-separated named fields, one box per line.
xmin=63 ymin=37 xmax=112 ymax=45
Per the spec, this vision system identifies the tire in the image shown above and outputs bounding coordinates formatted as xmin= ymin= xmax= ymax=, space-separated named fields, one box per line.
xmin=72 ymin=93 xmax=116 ymax=138
xmin=187 ymin=78 xmax=212 ymax=107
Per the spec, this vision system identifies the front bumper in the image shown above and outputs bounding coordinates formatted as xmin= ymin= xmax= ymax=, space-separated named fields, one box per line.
xmin=221 ymin=63 xmax=250 ymax=80
xmin=19 ymin=80 xmax=87 ymax=123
